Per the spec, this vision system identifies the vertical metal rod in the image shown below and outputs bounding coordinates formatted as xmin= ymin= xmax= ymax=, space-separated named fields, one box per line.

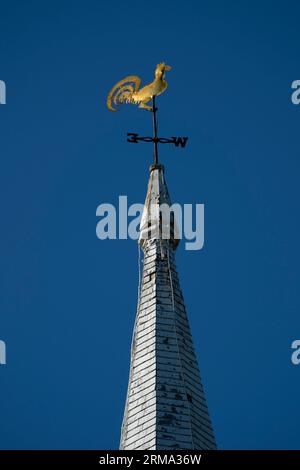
xmin=152 ymin=95 xmax=158 ymax=165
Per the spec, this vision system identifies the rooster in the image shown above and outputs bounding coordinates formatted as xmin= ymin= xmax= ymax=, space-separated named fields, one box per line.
xmin=107 ymin=62 xmax=171 ymax=111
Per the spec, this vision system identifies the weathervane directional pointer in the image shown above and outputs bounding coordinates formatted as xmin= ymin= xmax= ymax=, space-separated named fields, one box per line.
xmin=106 ymin=62 xmax=188 ymax=165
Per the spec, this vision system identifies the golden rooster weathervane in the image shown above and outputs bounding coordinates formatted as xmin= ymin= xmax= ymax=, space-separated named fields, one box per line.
xmin=107 ymin=62 xmax=171 ymax=112
xmin=106 ymin=62 xmax=188 ymax=165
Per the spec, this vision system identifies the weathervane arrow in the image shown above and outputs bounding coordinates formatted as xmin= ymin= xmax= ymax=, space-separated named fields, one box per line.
xmin=106 ymin=62 xmax=189 ymax=164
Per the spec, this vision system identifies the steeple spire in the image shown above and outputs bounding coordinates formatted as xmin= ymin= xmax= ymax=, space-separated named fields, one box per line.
xmin=120 ymin=164 xmax=216 ymax=450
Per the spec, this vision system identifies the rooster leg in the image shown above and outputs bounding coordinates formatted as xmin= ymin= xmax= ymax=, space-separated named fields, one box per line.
xmin=139 ymin=101 xmax=152 ymax=111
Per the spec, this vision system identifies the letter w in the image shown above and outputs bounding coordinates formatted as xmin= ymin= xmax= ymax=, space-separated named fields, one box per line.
xmin=172 ymin=137 xmax=188 ymax=148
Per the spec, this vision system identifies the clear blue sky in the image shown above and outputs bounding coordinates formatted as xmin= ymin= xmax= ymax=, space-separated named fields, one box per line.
xmin=0 ymin=0 xmax=299 ymax=450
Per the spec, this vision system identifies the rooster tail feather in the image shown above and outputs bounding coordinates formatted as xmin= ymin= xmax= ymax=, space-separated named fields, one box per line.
xmin=107 ymin=75 xmax=141 ymax=111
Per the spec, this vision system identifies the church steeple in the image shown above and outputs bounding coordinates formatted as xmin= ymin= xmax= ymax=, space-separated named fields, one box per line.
xmin=119 ymin=164 xmax=216 ymax=450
